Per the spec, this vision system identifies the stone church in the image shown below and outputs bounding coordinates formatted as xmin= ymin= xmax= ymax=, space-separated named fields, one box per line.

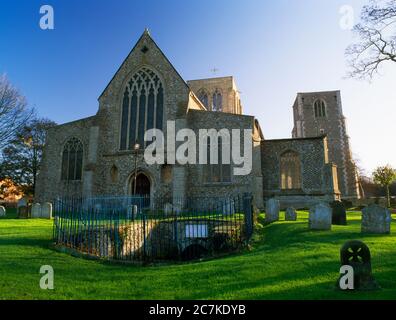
xmin=35 ymin=30 xmax=360 ymax=209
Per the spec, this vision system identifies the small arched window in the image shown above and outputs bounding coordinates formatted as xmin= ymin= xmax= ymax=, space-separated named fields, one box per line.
xmin=314 ymin=99 xmax=326 ymax=118
xmin=212 ymin=89 xmax=222 ymax=112
xmin=198 ymin=89 xmax=209 ymax=109
xmin=61 ymin=138 xmax=83 ymax=181
xmin=280 ymin=150 xmax=301 ymax=190
xmin=110 ymin=165 xmax=119 ymax=183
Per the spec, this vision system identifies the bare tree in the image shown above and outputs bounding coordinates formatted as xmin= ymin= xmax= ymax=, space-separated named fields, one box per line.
xmin=352 ymin=155 xmax=367 ymax=198
xmin=0 ymin=75 xmax=34 ymax=151
xmin=346 ymin=0 xmax=396 ymax=80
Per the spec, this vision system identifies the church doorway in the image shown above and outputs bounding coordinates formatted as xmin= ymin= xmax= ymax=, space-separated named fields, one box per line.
xmin=131 ymin=172 xmax=151 ymax=196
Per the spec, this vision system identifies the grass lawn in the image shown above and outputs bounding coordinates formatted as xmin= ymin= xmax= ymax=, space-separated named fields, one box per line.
xmin=1 ymin=208 xmax=395 ymax=300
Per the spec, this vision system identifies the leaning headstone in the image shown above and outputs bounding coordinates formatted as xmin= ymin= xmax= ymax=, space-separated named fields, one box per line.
xmin=338 ymin=240 xmax=380 ymax=290
xmin=31 ymin=203 xmax=41 ymax=218
xmin=331 ymin=201 xmax=347 ymax=225
xmin=285 ymin=207 xmax=297 ymax=221
xmin=309 ymin=202 xmax=332 ymax=230
xmin=0 ymin=206 xmax=6 ymax=217
xmin=361 ymin=204 xmax=391 ymax=234
xmin=41 ymin=202 xmax=53 ymax=219
xmin=18 ymin=206 xmax=29 ymax=219
xmin=265 ymin=199 xmax=280 ymax=223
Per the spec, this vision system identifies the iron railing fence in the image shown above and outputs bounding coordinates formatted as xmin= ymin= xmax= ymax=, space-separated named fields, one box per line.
xmin=53 ymin=194 xmax=253 ymax=262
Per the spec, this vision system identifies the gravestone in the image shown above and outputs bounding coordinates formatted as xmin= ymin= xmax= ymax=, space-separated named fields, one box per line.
xmin=331 ymin=201 xmax=347 ymax=225
xmin=265 ymin=198 xmax=280 ymax=223
xmin=338 ymin=240 xmax=380 ymax=290
xmin=31 ymin=203 xmax=41 ymax=218
xmin=17 ymin=198 xmax=27 ymax=208
xmin=41 ymin=202 xmax=53 ymax=219
xmin=361 ymin=204 xmax=391 ymax=234
xmin=18 ymin=206 xmax=29 ymax=219
xmin=0 ymin=206 xmax=6 ymax=217
xmin=17 ymin=198 xmax=29 ymax=218
xmin=309 ymin=202 xmax=332 ymax=230
xmin=285 ymin=207 xmax=297 ymax=221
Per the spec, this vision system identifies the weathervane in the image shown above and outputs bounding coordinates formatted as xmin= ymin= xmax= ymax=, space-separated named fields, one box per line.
xmin=210 ymin=67 xmax=219 ymax=75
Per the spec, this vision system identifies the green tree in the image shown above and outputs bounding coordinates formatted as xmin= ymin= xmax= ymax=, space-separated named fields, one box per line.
xmin=0 ymin=118 xmax=56 ymax=196
xmin=372 ymin=165 xmax=396 ymax=207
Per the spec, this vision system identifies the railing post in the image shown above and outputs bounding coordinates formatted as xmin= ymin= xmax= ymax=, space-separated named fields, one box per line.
xmin=142 ymin=212 xmax=147 ymax=261
xmin=243 ymin=193 xmax=253 ymax=241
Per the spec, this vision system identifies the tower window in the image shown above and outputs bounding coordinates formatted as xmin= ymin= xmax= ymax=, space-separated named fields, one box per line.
xmin=314 ymin=99 xmax=327 ymax=118
xmin=197 ymin=89 xmax=209 ymax=109
xmin=280 ymin=150 xmax=301 ymax=190
xmin=61 ymin=138 xmax=83 ymax=181
xmin=212 ymin=90 xmax=222 ymax=112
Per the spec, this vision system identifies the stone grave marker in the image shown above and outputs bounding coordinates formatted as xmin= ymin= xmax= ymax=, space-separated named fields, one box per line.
xmin=0 ymin=206 xmax=6 ymax=217
xmin=41 ymin=202 xmax=53 ymax=219
xmin=265 ymin=198 xmax=280 ymax=223
xmin=361 ymin=204 xmax=391 ymax=234
xmin=338 ymin=240 xmax=380 ymax=290
xmin=309 ymin=202 xmax=332 ymax=230
xmin=31 ymin=203 xmax=41 ymax=218
xmin=18 ymin=206 xmax=29 ymax=219
xmin=331 ymin=201 xmax=347 ymax=225
xmin=285 ymin=207 xmax=297 ymax=221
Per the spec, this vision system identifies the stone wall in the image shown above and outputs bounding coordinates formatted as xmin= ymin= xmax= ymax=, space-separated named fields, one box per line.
xmin=35 ymin=116 xmax=97 ymax=202
xmin=261 ymin=136 xmax=339 ymax=209
xmin=186 ymin=109 xmax=264 ymax=208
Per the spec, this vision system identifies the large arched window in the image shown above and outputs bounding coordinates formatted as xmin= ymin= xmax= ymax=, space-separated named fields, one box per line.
xmin=314 ymin=99 xmax=326 ymax=118
xmin=61 ymin=138 xmax=83 ymax=181
xmin=212 ymin=89 xmax=222 ymax=112
xmin=197 ymin=89 xmax=209 ymax=109
xmin=120 ymin=67 xmax=164 ymax=150
xmin=280 ymin=150 xmax=301 ymax=190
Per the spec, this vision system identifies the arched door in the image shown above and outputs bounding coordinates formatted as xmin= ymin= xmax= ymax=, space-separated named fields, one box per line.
xmin=132 ymin=173 xmax=151 ymax=196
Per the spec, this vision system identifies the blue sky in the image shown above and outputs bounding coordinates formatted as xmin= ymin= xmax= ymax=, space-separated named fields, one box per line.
xmin=1 ymin=0 xmax=395 ymax=174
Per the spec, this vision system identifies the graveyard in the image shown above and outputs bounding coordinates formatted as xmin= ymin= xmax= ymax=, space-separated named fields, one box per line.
xmin=0 ymin=207 xmax=395 ymax=300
